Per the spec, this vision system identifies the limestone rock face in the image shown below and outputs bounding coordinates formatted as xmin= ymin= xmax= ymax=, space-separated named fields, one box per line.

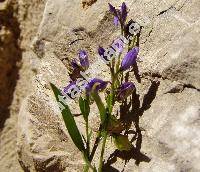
xmin=0 ymin=0 xmax=46 ymax=171
xmin=17 ymin=0 xmax=200 ymax=171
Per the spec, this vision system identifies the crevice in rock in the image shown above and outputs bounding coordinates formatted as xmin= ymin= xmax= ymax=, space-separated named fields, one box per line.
xmin=141 ymin=71 xmax=163 ymax=80
xmin=82 ymin=0 xmax=97 ymax=9
xmin=157 ymin=6 xmax=175 ymax=16
xmin=175 ymin=0 xmax=189 ymax=11
xmin=183 ymin=84 xmax=200 ymax=92
xmin=164 ymin=83 xmax=200 ymax=94
xmin=142 ymin=71 xmax=200 ymax=94
xmin=0 ymin=1 xmax=22 ymax=129
xmin=69 ymin=38 xmax=84 ymax=45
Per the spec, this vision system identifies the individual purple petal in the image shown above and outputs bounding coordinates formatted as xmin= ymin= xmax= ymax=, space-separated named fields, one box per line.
xmin=114 ymin=16 xmax=119 ymax=26
xmin=120 ymin=47 xmax=139 ymax=71
xmin=78 ymin=50 xmax=89 ymax=69
xmin=63 ymin=82 xmax=76 ymax=94
xmin=63 ymin=81 xmax=81 ymax=99
xmin=86 ymin=78 xmax=108 ymax=94
xmin=108 ymin=3 xmax=117 ymax=14
xmin=121 ymin=2 xmax=128 ymax=23
xmin=98 ymin=46 xmax=105 ymax=57
xmin=98 ymin=46 xmax=110 ymax=63
xmin=117 ymin=82 xmax=135 ymax=101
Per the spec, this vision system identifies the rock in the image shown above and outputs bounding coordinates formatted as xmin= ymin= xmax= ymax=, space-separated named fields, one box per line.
xmin=17 ymin=93 xmax=83 ymax=172
xmin=139 ymin=88 xmax=200 ymax=172
xmin=17 ymin=0 xmax=200 ymax=171
xmin=0 ymin=0 xmax=46 ymax=172
xmin=0 ymin=1 xmax=21 ymax=128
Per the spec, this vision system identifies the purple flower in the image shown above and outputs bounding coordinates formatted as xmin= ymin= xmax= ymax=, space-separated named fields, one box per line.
xmin=63 ymin=82 xmax=76 ymax=93
xmin=117 ymin=82 xmax=135 ymax=101
xmin=78 ymin=50 xmax=89 ymax=69
xmin=63 ymin=81 xmax=80 ymax=99
xmin=108 ymin=2 xmax=128 ymax=26
xmin=98 ymin=46 xmax=110 ymax=63
xmin=120 ymin=47 xmax=139 ymax=71
xmin=114 ymin=16 xmax=119 ymax=26
xmin=86 ymin=78 xmax=108 ymax=94
xmin=108 ymin=3 xmax=117 ymax=14
xmin=98 ymin=46 xmax=105 ymax=57
xmin=63 ymin=81 xmax=82 ymax=99
xmin=121 ymin=2 xmax=127 ymax=23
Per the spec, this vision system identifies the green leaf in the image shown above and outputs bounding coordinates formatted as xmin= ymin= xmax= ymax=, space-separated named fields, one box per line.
xmin=79 ymin=96 xmax=90 ymax=121
xmin=91 ymin=92 xmax=106 ymax=123
xmin=113 ymin=134 xmax=132 ymax=151
xmin=50 ymin=83 xmax=85 ymax=152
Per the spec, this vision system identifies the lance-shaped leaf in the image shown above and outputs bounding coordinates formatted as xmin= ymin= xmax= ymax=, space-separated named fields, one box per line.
xmin=50 ymin=83 xmax=85 ymax=152
xmin=79 ymin=96 xmax=90 ymax=121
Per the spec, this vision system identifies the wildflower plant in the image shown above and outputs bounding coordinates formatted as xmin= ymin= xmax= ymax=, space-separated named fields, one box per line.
xmin=51 ymin=2 xmax=141 ymax=172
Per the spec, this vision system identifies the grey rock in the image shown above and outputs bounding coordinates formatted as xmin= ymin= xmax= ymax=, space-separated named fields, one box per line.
xmin=17 ymin=0 xmax=200 ymax=171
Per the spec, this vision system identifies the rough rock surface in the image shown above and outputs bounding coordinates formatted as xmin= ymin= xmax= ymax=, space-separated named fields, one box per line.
xmin=0 ymin=0 xmax=20 ymax=129
xmin=0 ymin=0 xmax=45 ymax=171
xmin=17 ymin=0 xmax=200 ymax=171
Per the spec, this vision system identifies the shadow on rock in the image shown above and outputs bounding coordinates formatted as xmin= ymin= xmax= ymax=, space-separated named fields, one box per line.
xmin=104 ymin=79 xmax=160 ymax=171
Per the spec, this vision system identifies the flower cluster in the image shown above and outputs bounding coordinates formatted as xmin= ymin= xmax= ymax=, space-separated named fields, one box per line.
xmin=51 ymin=2 xmax=141 ymax=172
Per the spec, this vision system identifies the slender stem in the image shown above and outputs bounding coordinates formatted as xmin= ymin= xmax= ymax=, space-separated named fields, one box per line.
xmin=83 ymin=153 xmax=97 ymax=172
xmin=92 ymin=92 xmax=106 ymax=123
xmin=86 ymin=119 xmax=90 ymax=156
xmin=89 ymin=128 xmax=101 ymax=161
xmin=115 ymin=53 xmax=121 ymax=74
xmin=98 ymin=132 xmax=108 ymax=172
xmin=83 ymin=164 xmax=89 ymax=172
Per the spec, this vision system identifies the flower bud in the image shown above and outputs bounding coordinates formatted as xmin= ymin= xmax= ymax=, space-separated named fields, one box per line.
xmin=121 ymin=2 xmax=127 ymax=24
xmin=120 ymin=47 xmax=139 ymax=71
xmin=108 ymin=3 xmax=117 ymax=14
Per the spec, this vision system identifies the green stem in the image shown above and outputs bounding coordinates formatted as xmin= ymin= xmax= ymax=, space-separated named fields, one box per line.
xmin=83 ymin=164 xmax=89 ymax=172
xmin=92 ymin=93 xmax=106 ymax=123
xmin=98 ymin=132 xmax=108 ymax=172
xmin=86 ymin=119 xmax=90 ymax=156
xmin=83 ymin=153 xmax=97 ymax=172
xmin=115 ymin=53 xmax=122 ymax=73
